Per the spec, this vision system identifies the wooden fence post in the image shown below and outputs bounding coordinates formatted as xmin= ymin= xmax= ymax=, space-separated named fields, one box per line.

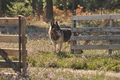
xmin=108 ymin=20 xmax=113 ymax=54
xmin=18 ymin=15 xmax=22 ymax=73
xmin=20 ymin=16 xmax=27 ymax=73
xmin=71 ymin=10 xmax=76 ymax=54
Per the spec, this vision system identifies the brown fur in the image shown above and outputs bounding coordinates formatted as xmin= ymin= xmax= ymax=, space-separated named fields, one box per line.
xmin=48 ymin=21 xmax=71 ymax=53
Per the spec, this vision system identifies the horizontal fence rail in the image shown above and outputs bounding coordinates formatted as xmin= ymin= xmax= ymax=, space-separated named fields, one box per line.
xmin=0 ymin=60 xmax=23 ymax=68
xmin=71 ymin=27 xmax=120 ymax=32
xmin=71 ymin=45 xmax=120 ymax=50
xmin=71 ymin=35 xmax=120 ymax=40
xmin=0 ymin=18 xmax=19 ymax=25
xmin=72 ymin=14 xmax=120 ymax=20
xmin=0 ymin=35 xmax=27 ymax=43
xmin=1 ymin=48 xmax=27 ymax=56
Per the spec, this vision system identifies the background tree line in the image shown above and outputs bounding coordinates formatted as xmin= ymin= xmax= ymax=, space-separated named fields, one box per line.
xmin=0 ymin=0 xmax=119 ymax=21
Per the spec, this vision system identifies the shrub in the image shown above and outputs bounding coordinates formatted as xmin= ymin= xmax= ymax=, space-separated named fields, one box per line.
xmin=7 ymin=1 xmax=33 ymax=16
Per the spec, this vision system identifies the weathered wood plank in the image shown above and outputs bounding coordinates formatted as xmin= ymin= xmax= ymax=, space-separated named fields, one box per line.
xmin=71 ymin=35 xmax=120 ymax=40
xmin=71 ymin=45 xmax=120 ymax=49
xmin=0 ymin=48 xmax=27 ymax=56
xmin=72 ymin=14 xmax=120 ymax=20
xmin=18 ymin=15 xmax=22 ymax=72
xmin=0 ymin=60 xmax=23 ymax=68
xmin=21 ymin=16 xmax=27 ymax=72
xmin=72 ymin=27 xmax=120 ymax=32
xmin=74 ymin=54 xmax=120 ymax=57
xmin=2 ymin=48 xmax=19 ymax=56
xmin=71 ymin=16 xmax=77 ymax=54
xmin=0 ymin=49 xmax=19 ymax=71
xmin=0 ymin=35 xmax=18 ymax=43
xmin=108 ymin=20 xmax=113 ymax=54
xmin=0 ymin=18 xmax=19 ymax=25
xmin=0 ymin=35 xmax=27 ymax=43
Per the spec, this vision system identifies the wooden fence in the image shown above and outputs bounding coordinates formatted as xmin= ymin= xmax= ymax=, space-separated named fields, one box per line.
xmin=71 ymin=14 xmax=120 ymax=54
xmin=0 ymin=15 xmax=27 ymax=73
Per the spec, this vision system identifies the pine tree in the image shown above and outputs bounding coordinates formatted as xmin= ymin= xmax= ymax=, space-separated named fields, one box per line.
xmin=46 ymin=0 xmax=53 ymax=22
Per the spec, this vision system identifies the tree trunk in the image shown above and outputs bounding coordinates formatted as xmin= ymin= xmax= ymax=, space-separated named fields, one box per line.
xmin=72 ymin=0 xmax=75 ymax=14
xmin=104 ymin=0 xmax=112 ymax=9
xmin=0 ymin=1 xmax=1 ymax=16
xmin=62 ymin=0 xmax=67 ymax=12
xmin=32 ymin=0 xmax=38 ymax=14
xmin=46 ymin=0 xmax=53 ymax=22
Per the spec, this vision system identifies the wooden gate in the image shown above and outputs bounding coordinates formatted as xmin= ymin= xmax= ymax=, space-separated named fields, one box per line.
xmin=71 ymin=14 xmax=120 ymax=54
xmin=0 ymin=15 xmax=27 ymax=73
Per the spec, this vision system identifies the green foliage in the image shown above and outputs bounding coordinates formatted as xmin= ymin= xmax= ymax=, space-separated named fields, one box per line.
xmin=53 ymin=0 xmax=63 ymax=9
xmin=7 ymin=1 xmax=33 ymax=16
xmin=58 ymin=0 xmax=120 ymax=11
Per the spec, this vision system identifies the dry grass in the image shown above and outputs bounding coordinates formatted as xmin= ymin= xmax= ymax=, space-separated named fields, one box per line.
xmin=0 ymin=68 xmax=120 ymax=80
